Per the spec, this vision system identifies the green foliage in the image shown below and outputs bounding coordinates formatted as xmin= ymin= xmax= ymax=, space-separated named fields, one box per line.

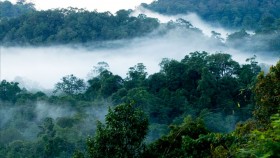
xmin=254 ymin=61 xmax=280 ymax=127
xmin=0 ymin=128 xmax=24 ymax=145
xmin=86 ymin=70 xmax=123 ymax=99
xmin=0 ymin=52 xmax=269 ymax=157
xmin=182 ymin=133 xmax=237 ymax=158
xmin=87 ymin=103 xmax=148 ymax=158
xmin=36 ymin=117 xmax=75 ymax=158
xmin=54 ymin=74 xmax=86 ymax=96
xmin=145 ymin=116 xmax=209 ymax=157
xmin=0 ymin=0 xmax=35 ymax=19
xmin=227 ymin=29 xmax=250 ymax=42
xmin=144 ymin=0 xmax=280 ymax=54
xmin=125 ymin=63 xmax=148 ymax=89
xmin=0 ymin=8 xmax=159 ymax=45
xmin=144 ymin=0 xmax=280 ymax=30
xmin=0 ymin=80 xmax=21 ymax=103
xmin=236 ymin=114 xmax=280 ymax=157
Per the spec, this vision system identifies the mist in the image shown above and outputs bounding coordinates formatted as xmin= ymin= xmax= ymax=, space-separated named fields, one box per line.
xmin=1 ymin=30 xmax=277 ymax=90
xmin=0 ymin=100 xmax=110 ymax=141
xmin=131 ymin=6 xmax=235 ymax=39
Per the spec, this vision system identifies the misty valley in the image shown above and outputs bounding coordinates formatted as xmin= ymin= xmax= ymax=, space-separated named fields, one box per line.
xmin=0 ymin=0 xmax=280 ymax=158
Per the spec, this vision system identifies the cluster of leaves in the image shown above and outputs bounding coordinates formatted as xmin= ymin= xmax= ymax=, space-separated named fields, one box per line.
xmin=0 ymin=7 xmax=159 ymax=45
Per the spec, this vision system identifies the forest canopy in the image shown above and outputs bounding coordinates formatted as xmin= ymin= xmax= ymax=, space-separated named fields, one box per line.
xmin=0 ymin=0 xmax=279 ymax=157
xmin=143 ymin=0 xmax=280 ymax=30
xmin=1 ymin=51 xmax=279 ymax=157
xmin=0 ymin=7 xmax=159 ymax=45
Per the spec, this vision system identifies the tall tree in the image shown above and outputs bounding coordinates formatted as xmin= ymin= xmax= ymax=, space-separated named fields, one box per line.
xmin=87 ymin=103 xmax=148 ymax=158
xmin=254 ymin=61 xmax=280 ymax=128
xmin=0 ymin=80 xmax=21 ymax=103
xmin=125 ymin=63 xmax=148 ymax=89
xmin=54 ymin=74 xmax=86 ymax=96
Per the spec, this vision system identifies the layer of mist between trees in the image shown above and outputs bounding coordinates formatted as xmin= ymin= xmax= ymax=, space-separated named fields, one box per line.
xmin=0 ymin=2 xmax=278 ymax=91
xmin=0 ymin=1 xmax=279 ymax=157
xmin=131 ymin=6 xmax=234 ymax=39
xmin=1 ymin=22 xmax=277 ymax=90
xmin=1 ymin=48 xmax=276 ymax=157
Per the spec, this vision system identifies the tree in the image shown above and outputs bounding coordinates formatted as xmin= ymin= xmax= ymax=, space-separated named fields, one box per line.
xmin=226 ymin=29 xmax=250 ymax=43
xmin=197 ymin=67 xmax=217 ymax=109
xmin=0 ymin=80 xmax=21 ymax=103
xmin=98 ymin=70 xmax=123 ymax=97
xmin=206 ymin=53 xmax=239 ymax=79
xmin=91 ymin=61 xmax=110 ymax=76
xmin=38 ymin=117 xmax=57 ymax=157
xmin=87 ymin=103 xmax=148 ymax=158
xmin=145 ymin=116 xmax=209 ymax=157
xmin=254 ymin=60 xmax=280 ymax=128
xmin=38 ymin=117 xmax=74 ymax=158
xmin=54 ymin=74 xmax=86 ymax=96
xmin=125 ymin=63 xmax=148 ymax=89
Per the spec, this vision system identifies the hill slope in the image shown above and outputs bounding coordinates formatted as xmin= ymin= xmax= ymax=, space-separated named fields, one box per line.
xmin=143 ymin=0 xmax=280 ymax=29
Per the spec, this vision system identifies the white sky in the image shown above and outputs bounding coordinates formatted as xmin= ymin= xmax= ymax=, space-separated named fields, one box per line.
xmin=8 ymin=0 xmax=154 ymax=13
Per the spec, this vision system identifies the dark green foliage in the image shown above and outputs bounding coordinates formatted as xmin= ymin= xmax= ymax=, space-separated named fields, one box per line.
xmin=54 ymin=74 xmax=86 ymax=96
xmin=37 ymin=117 xmax=75 ymax=158
xmin=0 ymin=50 xmax=273 ymax=157
xmin=86 ymin=70 xmax=124 ymax=100
xmin=73 ymin=150 xmax=85 ymax=158
xmin=254 ymin=61 xmax=280 ymax=128
xmin=56 ymin=117 xmax=76 ymax=128
xmin=0 ymin=0 xmax=35 ymax=19
xmin=182 ymin=133 xmax=237 ymax=158
xmin=145 ymin=116 xmax=208 ymax=157
xmin=144 ymin=0 xmax=280 ymax=30
xmin=234 ymin=115 xmax=280 ymax=157
xmin=87 ymin=103 xmax=148 ymax=158
xmin=0 ymin=80 xmax=21 ymax=103
xmin=0 ymin=8 xmax=159 ymax=45
xmin=144 ymin=0 xmax=280 ymax=54
xmin=125 ymin=63 xmax=148 ymax=89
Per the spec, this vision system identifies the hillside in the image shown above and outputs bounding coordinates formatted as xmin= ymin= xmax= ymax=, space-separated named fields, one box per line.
xmin=143 ymin=0 xmax=280 ymax=29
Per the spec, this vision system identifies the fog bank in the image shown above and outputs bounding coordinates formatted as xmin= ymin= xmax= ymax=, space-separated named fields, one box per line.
xmin=1 ymin=30 xmax=278 ymax=90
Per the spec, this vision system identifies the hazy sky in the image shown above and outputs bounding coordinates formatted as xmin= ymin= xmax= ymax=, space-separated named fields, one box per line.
xmin=9 ymin=0 xmax=154 ymax=13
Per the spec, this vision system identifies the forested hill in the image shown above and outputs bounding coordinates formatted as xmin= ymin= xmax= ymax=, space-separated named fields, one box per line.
xmin=0 ymin=2 xmax=159 ymax=45
xmin=143 ymin=0 xmax=280 ymax=29
xmin=1 ymin=1 xmax=280 ymax=54
xmin=142 ymin=0 xmax=280 ymax=55
xmin=0 ymin=9 xmax=159 ymax=45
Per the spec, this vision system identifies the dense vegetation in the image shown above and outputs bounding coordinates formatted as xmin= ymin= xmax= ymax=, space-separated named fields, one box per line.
xmin=143 ymin=0 xmax=280 ymax=30
xmin=0 ymin=0 xmax=34 ymax=19
xmin=0 ymin=3 xmax=159 ymax=45
xmin=0 ymin=0 xmax=279 ymax=157
xmin=1 ymin=1 xmax=280 ymax=54
xmin=1 ymin=51 xmax=279 ymax=157
xmin=142 ymin=0 xmax=280 ymax=55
